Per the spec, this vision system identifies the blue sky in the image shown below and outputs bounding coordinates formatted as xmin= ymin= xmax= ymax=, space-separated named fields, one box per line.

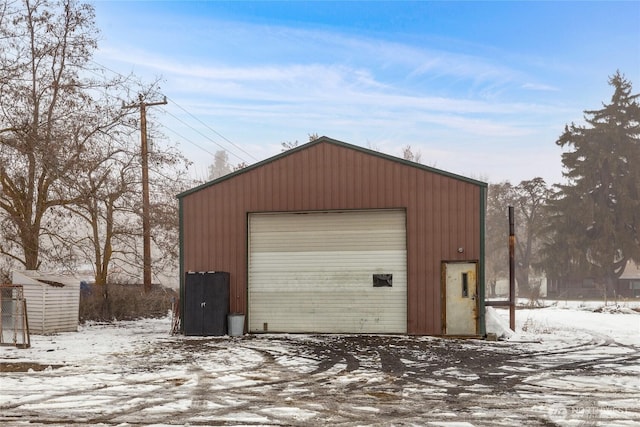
xmin=92 ymin=1 xmax=640 ymax=184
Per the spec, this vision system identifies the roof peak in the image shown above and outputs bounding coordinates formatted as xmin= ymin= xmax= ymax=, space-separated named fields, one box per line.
xmin=177 ymin=136 xmax=486 ymax=199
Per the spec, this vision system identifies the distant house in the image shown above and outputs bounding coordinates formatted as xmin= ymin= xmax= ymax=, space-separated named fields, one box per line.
xmin=547 ymin=260 xmax=640 ymax=299
xmin=619 ymin=261 xmax=640 ymax=298
xmin=177 ymin=137 xmax=488 ymax=336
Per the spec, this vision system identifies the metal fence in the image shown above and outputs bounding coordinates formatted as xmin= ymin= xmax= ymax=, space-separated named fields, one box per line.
xmin=0 ymin=284 xmax=30 ymax=349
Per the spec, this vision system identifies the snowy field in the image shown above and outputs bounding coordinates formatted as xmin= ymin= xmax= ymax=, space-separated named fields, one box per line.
xmin=1 ymin=301 xmax=639 ymax=426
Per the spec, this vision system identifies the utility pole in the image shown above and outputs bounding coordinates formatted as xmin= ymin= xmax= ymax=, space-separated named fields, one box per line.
xmin=508 ymin=205 xmax=515 ymax=331
xmin=123 ymin=94 xmax=167 ymax=293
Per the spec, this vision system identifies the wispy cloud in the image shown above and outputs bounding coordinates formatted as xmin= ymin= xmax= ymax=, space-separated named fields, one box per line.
xmin=94 ymin=14 xmax=580 ymax=185
xmin=522 ymin=82 xmax=560 ymax=92
xmin=101 ymin=44 xmax=567 ymax=119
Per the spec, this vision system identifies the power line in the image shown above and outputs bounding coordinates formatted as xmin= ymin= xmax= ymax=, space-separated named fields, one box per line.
xmin=159 ymin=108 xmax=249 ymax=164
xmin=159 ymin=120 xmax=218 ymax=158
xmin=89 ymin=59 xmax=254 ymax=163
xmin=164 ymin=95 xmax=258 ymax=161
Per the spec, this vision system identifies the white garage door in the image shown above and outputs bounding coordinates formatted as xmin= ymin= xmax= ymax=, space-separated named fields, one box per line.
xmin=248 ymin=210 xmax=407 ymax=333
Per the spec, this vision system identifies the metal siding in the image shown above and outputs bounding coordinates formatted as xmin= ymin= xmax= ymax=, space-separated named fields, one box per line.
xmin=181 ymin=140 xmax=484 ymax=335
xmin=411 ymin=169 xmax=423 ymax=332
xmin=248 ymin=210 xmax=407 ymax=333
xmin=358 ymin=151 xmax=368 ymax=208
xmin=405 ymin=168 xmax=418 ymax=333
xmin=21 ymin=284 xmax=79 ymax=334
xmin=301 ymin=149 xmax=310 ymax=208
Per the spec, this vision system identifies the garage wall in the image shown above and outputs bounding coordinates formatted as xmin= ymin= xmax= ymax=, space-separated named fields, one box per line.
xmin=248 ymin=210 xmax=407 ymax=333
xmin=179 ymin=137 xmax=485 ymax=335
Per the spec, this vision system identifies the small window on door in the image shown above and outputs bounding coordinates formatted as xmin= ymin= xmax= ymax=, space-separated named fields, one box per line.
xmin=462 ymin=272 xmax=469 ymax=298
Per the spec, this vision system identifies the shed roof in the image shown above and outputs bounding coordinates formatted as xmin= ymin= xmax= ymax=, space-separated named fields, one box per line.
xmin=177 ymin=136 xmax=487 ymax=199
xmin=12 ymin=270 xmax=80 ymax=288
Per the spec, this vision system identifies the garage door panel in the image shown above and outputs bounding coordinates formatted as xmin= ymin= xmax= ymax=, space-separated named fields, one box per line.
xmin=252 ymin=275 xmax=406 ymax=295
xmin=249 ymin=291 xmax=406 ymax=333
xmin=250 ymin=230 xmax=406 ymax=252
xmin=249 ymin=210 xmax=407 ymax=334
xmin=249 ymin=250 xmax=406 ymax=272
xmin=249 ymin=270 xmax=407 ymax=290
xmin=250 ymin=211 xmax=405 ymax=232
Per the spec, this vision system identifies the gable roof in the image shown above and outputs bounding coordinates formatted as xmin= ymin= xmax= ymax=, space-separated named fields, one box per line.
xmin=620 ymin=261 xmax=640 ymax=280
xmin=177 ymin=136 xmax=487 ymax=199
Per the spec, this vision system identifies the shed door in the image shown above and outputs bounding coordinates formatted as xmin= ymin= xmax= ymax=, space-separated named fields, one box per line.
xmin=248 ymin=210 xmax=407 ymax=333
xmin=443 ymin=262 xmax=478 ymax=335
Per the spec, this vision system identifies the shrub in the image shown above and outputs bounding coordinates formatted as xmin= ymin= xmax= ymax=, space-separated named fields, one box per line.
xmin=79 ymin=283 xmax=177 ymax=323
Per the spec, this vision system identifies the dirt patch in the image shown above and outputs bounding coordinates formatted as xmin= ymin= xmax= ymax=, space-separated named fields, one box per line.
xmin=0 ymin=362 xmax=63 ymax=372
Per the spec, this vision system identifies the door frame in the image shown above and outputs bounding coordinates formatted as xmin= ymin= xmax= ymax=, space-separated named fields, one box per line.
xmin=441 ymin=260 xmax=480 ymax=336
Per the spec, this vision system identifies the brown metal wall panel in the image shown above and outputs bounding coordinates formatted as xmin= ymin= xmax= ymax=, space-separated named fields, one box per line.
xmin=180 ymin=139 xmax=484 ymax=335
xmin=424 ymin=172 xmax=436 ymax=333
xmin=411 ymin=170 xmax=421 ymax=332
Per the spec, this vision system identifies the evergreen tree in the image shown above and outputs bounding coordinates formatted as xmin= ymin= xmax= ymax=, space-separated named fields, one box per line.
xmin=545 ymin=72 xmax=640 ymax=293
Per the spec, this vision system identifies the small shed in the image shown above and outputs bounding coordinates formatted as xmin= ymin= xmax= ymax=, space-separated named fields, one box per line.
xmin=12 ymin=271 xmax=81 ymax=334
xmin=178 ymin=137 xmax=487 ymax=336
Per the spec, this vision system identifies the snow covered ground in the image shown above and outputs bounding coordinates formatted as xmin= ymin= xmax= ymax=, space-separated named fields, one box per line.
xmin=1 ymin=301 xmax=639 ymax=426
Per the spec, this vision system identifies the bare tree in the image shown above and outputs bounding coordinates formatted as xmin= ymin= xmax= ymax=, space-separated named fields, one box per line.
xmin=485 ymin=181 xmax=514 ymax=297
xmin=54 ymin=102 xmax=192 ymax=286
xmin=0 ymin=0 xmax=134 ymax=270
xmin=281 ymin=140 xmax=300 ymax=152
xmin=366 ymin=141 xmax=380 ymax=152
xmin=513 ymin=178 xmax=552 ymax=300
xmin=233 ymin=162 xmax=248 ymax=171
xmin=485 ymin=178 xmax=551 ymax=301
xmin=146 ymin=140 xmax=192 ymax=284
xmin=402 ymin=145 xmax=422 ymax=163
xmin=281 ymin=134 xmax=319 ymax=152
xmin=59 ymin=141 xmax=139 ymax=285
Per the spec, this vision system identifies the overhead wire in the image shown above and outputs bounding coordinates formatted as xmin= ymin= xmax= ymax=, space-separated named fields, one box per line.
xmin=87 ymin=59 xmax=254 ymax=165
xmin=156 ymin=107 xmax=249 ymax=164
xmin=164 ymin=95 xmax=258 ymax=162
xmin=159 ymin=109 xmax=237 ymax=161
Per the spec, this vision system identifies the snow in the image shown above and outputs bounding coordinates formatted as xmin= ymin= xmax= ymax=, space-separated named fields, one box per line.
xmin=485 ymin=306 xmax=515 ymax=339
xmin=1 ymin=302 xmax=639 ymax=426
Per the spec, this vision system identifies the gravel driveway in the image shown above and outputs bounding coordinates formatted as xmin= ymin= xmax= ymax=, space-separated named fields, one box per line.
xmin=1 ymin=317 xmax=639 ymax=426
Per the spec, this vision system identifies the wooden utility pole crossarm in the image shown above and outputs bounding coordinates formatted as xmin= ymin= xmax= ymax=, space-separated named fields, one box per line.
xmin=123 ymin=95 xmax=168 ymax=292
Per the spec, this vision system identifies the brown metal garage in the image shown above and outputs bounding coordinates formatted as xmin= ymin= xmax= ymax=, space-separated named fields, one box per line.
xmin=178 ymin=137 xmax=487 ymax=336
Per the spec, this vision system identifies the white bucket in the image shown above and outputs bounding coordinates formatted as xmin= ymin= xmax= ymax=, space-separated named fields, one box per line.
xmin=228 ymin=314 xmax=245 ymax=336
